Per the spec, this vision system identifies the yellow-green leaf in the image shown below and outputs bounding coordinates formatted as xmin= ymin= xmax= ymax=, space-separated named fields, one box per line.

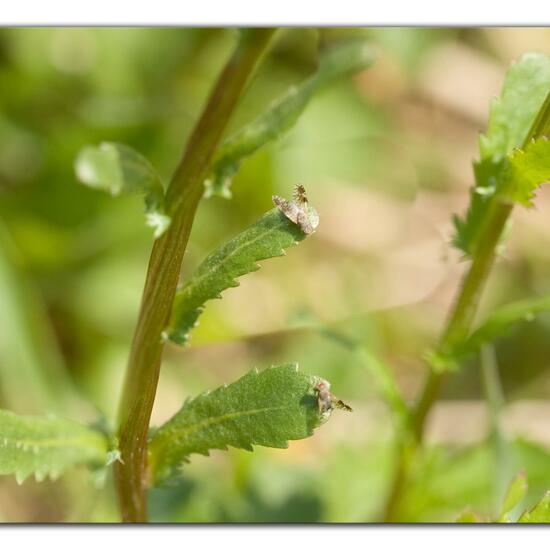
xmin=505 ymin=137 xmax=550 ymax=207
xmin=499 ymin=470 xmax=528 ymax=522
xmin=519 ymin=491 xmax=550 ymax=523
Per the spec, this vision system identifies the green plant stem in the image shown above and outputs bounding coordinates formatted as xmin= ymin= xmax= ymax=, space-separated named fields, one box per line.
xmin=411 ymin=199 xmax=513 ymax=441
xmin=383 ymin=91 xmax=550 ymax=522
xmin=480 ymin=345 xmax=505 ymax=438
xmin=411 ymin=92 xmax=550 ymax=445
xmin=382 ymin=197 xmax=512 ymax=522
xmin=113 ymin=29 xmax=275 ymax=523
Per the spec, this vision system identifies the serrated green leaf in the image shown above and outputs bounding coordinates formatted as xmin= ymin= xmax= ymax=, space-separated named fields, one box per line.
xmin=519 ymin=491 xmax=550 ymax=523
xmin=504 ymin=137 xmax=550 ymax=207
xmin=499 ymin=470 xmax=528 ymax=522
xmin=167 ymin=204 xmax=318 ymax=345
xmin=0 ymin=409 xmax=108 ymax=484
xmin=148 ymin=364 xmax=332 ymax=485
xmin=453 ymin=53 xmax=550 ymax=256
xmin=75 ymin=142 xmax=170 ymax=238
xmin=204 ymin=39 xmax=376 ymax=198
xmin=451 ymin=157 xmax=505 ymax=256
xmin=450 ymin=296 xmax=550 ymax=360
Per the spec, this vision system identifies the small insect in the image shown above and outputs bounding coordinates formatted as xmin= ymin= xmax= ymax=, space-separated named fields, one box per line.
xmin=314 ymin=380 xmax=353 ymax=414
xmin=272 ymin=184 xmax=317 ymax=234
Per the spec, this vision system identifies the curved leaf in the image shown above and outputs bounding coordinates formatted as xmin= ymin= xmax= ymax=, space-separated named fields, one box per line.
xmin=205 ymin=39 xmax=377 ymax=198
xmin=0 ymin=409 xmax=108 ymax=484
xmin=75 ymin=142 xmax=170 ymax=238
xmin=148 ymin=364 xmax=336 ymax=485
xmin=450 ymin=296 xmax=550 ymax=360
xmin=167 ymin=201 xmax=319 ymax=345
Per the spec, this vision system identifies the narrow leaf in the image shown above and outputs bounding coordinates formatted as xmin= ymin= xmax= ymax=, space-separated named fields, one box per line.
xmin=148 ymin=364 xmax=334 ymax=485
xmin=0 ymin=409 xmax=108 ymax=484
xmin=453 ymin=53 xmax=550 ymax=256
xmin=0 ymin=223 xmax=79 ymax=415
xmin=519 ymin=491 xmax=550 ymax=523
xmin=205 ymin=39 xmax=377 ymax=198
xmin=167 ymin=200 xmax=319 ymax=345
xmin=499 ymin=470 xmax=528 ymax=521
xmin=75 ymin=142 xmax=170 ymax=238
xmin=450 ymin=296 xmax=550 ymax=360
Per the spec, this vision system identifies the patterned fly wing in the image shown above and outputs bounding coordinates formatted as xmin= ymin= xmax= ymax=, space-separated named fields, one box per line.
xmin=273 ymin=184 xmax=315 ymax=234
xmin=272 ymin=195 xmax=301 ymax=224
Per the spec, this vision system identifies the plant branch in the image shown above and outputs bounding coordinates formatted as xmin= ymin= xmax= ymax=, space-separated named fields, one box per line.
xmin=113 ymin=29 xmax=275 ymax=522
xmin=411 ymin=90 xmax=550 ymax=444
xmin=411 ymin=198 xmax=512 ymax=441
xmin=383 ymin=187 xmax=512 ymax=522
xmin=383 ymin=88 xmax=550 ymax=522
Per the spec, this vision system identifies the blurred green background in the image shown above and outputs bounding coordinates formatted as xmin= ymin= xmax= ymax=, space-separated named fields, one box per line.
xmin=2 ymin=27 xmax=550 ymax=522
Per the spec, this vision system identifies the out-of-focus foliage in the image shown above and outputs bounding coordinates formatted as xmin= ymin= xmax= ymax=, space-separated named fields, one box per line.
xmin=0 ymin=409 xmax=108 ymax=484
xmin=519 ymin=491 xmax=550 ymax=522
xmin=75 ymin=142 xmax=170 ymax=238
xmin=455 ymin=466 xmax=550 ymax=523
xmin=499 ymin=470 xmax=527 ymax=521
xmin=3 ymin=27 xmax=550 ymax=522
xmin=453 ymin=53 xmax=550 ymax=257
xmin=452 ymin=296 xmax=550 ymax=360
xmin=480 ymin=54 xmax=550 ymax=159
xmin=206 ymin=38 xmax=377 ymax=198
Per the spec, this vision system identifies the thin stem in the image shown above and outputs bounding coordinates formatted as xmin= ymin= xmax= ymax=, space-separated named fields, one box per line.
xmin=524 ymin=91 xmax=550 ymax=144
xmin=318 ymin=328 xmax=408 ymax=421
xmin=480 ymin=345 xmax=511 ymax=513
xmin=411 ymin=199 xmax=512 ymax=441
xmin=410 ymin=92 xmax=550 ymax=443
xmin=480 ymin=345 xmax=505 ymax=436
xmin=383 ymin=190 xmax=512 ymax=522
xmin=383 ymin=88 xmax=550 ymax=522
xmin=113 ymin=29 xmax=275 ymax=522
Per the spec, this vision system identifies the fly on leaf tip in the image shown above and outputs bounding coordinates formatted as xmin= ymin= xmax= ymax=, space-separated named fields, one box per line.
xmin=314 ymin=380 xmax=352 ymax=414
xmin=272 ymin=184 xmax=316 ymax=235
